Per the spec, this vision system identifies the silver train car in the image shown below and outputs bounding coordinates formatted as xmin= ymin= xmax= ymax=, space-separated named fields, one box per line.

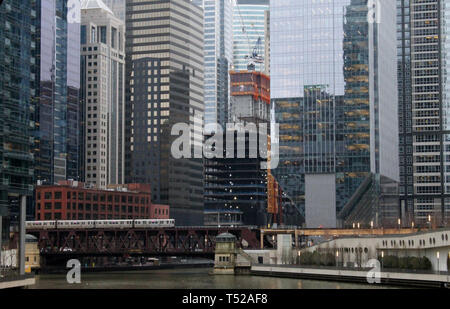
xmin=26 ymin=219 xmax=175 ymax=230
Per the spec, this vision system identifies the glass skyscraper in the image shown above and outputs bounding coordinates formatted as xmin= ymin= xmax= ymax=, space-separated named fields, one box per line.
xmin=0 ymin=0 xmax=35 ymax=275
xmin=271 ymin=0 xmax=399 ymax=228
xmin=233 ymin=0 xmax=269 ymax=72
xmin=103 ymin=0 xmax=125 ymax=21
xmin=195 ymin=0 xmax=234 ymax=126
xmin=33 ymin=0 xmax=81 ymax=185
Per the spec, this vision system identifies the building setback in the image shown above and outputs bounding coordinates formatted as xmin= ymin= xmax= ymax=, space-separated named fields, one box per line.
xmin=398 ymin=0 xmax=450 ymax=227
xmin=35 ymin=181 xmax=169 ymax=221
xmin=271 ymin=0 xmax=399 ymax=228
xmin=125 ymin=0 xmax=204 ymax=226
xmin=80 ymin=0 xmax=126 ymax=188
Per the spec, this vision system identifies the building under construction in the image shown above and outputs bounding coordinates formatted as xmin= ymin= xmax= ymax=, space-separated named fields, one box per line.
xmin=204 ymin=71 xmax=284 ymax=227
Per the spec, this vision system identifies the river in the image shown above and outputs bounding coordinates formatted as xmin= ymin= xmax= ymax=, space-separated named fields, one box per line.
xmin=29 ymin=267 xmax=395 ymax=289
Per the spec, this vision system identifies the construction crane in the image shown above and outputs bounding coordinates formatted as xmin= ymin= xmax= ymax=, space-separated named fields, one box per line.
xmin=245 ymin=37 xmax=264 ymax=71
xmin=236 ymin=3 xmax=264 ymax=71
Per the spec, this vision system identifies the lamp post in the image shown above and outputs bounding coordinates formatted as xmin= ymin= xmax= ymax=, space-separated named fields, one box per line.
xmin=381 ymin=251 xmax=384 ymax=270
xmin=437 ymin=251 xmax=440 ymax=274
xmin=336 ymin=250 xmax=339 ymax=268
xmin=398 ymin=218 xmax=401 ymax=230
xmin=370 ymin=221 xmax=374 ymax=229
xmin=357 ymin=222 xmax=360 ymax=229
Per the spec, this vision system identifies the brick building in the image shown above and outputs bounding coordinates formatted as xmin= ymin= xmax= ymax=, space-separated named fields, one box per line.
xmin=35 ymin=180 xmax=169 ymax=220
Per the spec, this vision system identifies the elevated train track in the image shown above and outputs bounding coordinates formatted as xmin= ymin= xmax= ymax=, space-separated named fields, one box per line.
xmin=26 ymin=226 xmax=261 ymax=257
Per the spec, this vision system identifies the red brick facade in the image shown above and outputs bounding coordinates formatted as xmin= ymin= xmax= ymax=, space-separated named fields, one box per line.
xmin=35 ymin=181 xmax=169 ymax=220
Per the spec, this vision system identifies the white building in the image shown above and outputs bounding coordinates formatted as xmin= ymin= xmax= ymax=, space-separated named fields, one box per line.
xmin=80 ymin=0 xmax=125 ymax=188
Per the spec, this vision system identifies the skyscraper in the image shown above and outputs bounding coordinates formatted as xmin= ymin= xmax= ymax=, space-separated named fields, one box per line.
xmin=125 ymin=0 xmax=204 ymax=225
xmin=195 ymin=0 xmax=234 ymax=127
xmin=0 ymin=0 xmax=35 ymax=275
xmin=204 ymin=71 xmax=271 ymax=227
xmin=80 ymin=0 xmax=125 ymax=188
xmin=103 ymin=0 xmax=125 ymax=22
xmin=264 ymin=9 xmax=270 ymax=75
xmin=398 ymin=0 xmax=450 ymax=226
xmin=271 ymin=0 xmax=399 ymax=228
xmin=233 ymin=0 xmax=269 ymax=72
xmin=33 ymin=0 xmax=81 ymax=185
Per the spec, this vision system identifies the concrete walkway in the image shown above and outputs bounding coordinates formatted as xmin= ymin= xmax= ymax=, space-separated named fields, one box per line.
xmin=251 ymin=265 xmax=450 ymax=288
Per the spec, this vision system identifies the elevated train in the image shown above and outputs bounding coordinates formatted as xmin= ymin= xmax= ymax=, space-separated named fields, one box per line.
xmin=26 ymin=219 xmax=175 ymax=230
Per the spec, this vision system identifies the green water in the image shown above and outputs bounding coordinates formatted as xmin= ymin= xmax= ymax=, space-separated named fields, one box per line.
xmin=29 ymin=267 xmax=395 ymax=289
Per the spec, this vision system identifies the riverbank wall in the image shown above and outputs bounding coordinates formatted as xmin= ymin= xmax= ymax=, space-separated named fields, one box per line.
xmin=251 ymin=265 xmax=450 ymax=288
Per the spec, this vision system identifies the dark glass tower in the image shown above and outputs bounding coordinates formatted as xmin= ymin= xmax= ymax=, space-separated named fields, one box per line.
xmin=33 ymin=0 xmax=81 ymax=185
xmin=0 ymin=0 xmax=35 ymax=273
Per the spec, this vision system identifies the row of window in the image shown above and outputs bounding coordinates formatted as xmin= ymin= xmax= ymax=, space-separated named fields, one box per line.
xmin=38 ymin=191 xmax=149 ymax=204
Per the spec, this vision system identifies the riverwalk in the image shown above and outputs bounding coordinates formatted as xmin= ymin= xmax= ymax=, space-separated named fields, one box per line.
xmin=251 ymin=265 xmax=450 ymax=288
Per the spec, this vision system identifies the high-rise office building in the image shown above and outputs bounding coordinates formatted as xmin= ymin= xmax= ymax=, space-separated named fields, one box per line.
xmin=103 ymin=0 xmax=125 ymax=22
xmin=194 ymin=0 xmax=234 ymax=127
xmin=264 ymin=9 xmax=269 ymax=75
xmin=204 ymin=71 xmax=271 ymax=227
xmin=233 ymin=0 xmax=269 ymax=72
xmin=33 ymin=0 xmax=81 ymax=185
xmin=80 ymin=0 xmax=125 ymax=188
xmin=125 ymin=0 xmax=204 ymax=225
xmin=0 ymin=0 xmax=35 ymax=276
xmin=271 ymin=0 xmax=399 ymax=228
xmin=398 ymin=0 xmax=450 ymax=226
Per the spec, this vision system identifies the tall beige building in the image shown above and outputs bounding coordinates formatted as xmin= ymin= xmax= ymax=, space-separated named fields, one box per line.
xmin=80 ymin=0 xmax=126 ymax=188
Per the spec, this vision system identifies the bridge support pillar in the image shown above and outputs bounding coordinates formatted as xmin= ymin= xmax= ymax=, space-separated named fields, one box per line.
xmin=260 ymin=231 xmax=264 ymax=249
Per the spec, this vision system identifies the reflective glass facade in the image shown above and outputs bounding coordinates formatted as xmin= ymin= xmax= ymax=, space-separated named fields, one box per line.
xmin=195 ymin=0 xmax=233 ymax=126
xmin=33 ymin=0 xmax=81 ymax=185
xmin=103 ymin=0 xmax=125 ymax=21
xmin=271 ymin=0 xmax=399 ymax=227
xmin=0 ymin=0 xmax=35 ymax=275
xmin=233 ymin=0 xmax=268 ymax=72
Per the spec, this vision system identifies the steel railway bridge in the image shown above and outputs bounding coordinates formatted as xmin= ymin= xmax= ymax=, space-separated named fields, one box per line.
xmin=26 ymin=226 xmax=261 ymax=258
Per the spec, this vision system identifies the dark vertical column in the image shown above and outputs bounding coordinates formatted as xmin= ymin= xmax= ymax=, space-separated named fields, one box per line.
xmin=0 ymin=215 xmax=2 ymax=266
xmin=19 ymin=196 xmax=26 ymax=275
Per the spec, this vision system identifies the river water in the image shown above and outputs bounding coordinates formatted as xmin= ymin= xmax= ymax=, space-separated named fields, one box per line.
xmin=29 ymin=267 xmax=394 ymax=289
